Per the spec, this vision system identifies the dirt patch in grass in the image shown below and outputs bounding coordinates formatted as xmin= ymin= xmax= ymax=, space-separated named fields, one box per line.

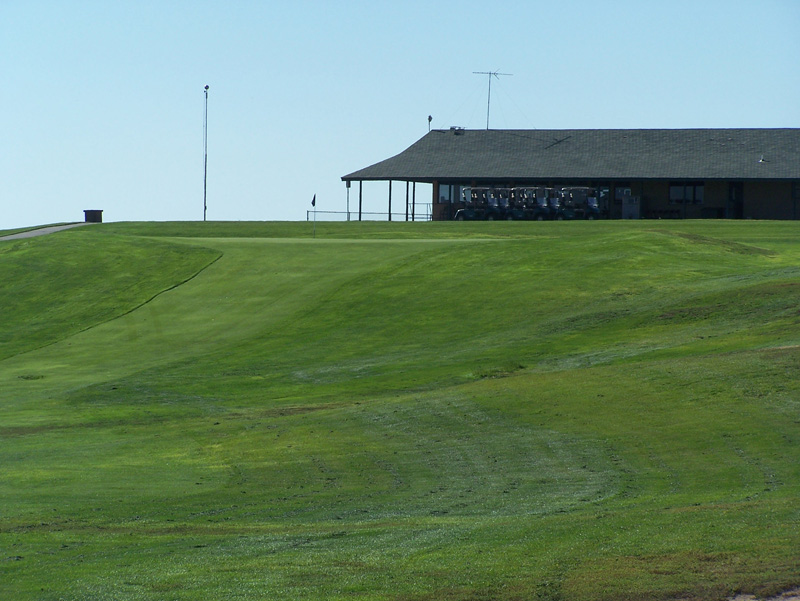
xmin=730 ymin=588 xmax=800 ymax=601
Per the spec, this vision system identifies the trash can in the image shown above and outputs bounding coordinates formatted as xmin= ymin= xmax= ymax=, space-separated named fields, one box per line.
xmin=84 ymin=210 xmax=103 ymax=223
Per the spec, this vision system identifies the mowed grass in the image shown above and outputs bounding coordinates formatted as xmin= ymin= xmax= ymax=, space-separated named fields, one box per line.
xmin=1 ymin=220 xmax=799 ymax=600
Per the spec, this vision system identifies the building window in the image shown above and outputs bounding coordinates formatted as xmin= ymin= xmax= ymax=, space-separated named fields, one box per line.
xmin=614 ymin=184 xmax=631 ymax=204
xmin=669 ymin=182 xmax=704 ymax=204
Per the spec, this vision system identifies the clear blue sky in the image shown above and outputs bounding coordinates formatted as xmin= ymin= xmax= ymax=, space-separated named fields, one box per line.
xmin=2 ymin=0 xmax=799 ymax=228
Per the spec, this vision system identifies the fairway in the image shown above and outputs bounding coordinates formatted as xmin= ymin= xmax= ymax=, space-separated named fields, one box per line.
xmin=1 ymin=220 xmax=799 ymax=600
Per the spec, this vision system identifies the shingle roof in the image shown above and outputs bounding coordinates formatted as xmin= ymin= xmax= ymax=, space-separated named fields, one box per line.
xmin=342 ymin=128 xmax=800 ymax=182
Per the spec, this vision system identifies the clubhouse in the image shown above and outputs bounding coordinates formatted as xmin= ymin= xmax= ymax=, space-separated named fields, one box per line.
xmin=341 ymin=128 xmax=800 ymax=220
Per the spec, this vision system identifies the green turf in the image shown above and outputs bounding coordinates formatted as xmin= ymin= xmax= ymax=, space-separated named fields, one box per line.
xmin=1 ymin=220 xmax=798 ymax=600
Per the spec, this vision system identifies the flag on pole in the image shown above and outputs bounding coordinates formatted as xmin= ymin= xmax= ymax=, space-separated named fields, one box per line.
xmin=311 ymin=194 xmax=317 ymax=238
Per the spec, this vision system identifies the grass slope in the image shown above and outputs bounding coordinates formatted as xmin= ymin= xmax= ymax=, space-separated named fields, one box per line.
xmin=1 ymin=221 xmax=798 ymax=600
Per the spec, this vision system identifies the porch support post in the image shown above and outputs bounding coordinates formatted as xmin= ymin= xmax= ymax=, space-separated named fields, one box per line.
xmin=388 ymin=180 xmax=392 ymax=221
xmin=359 ymin=181 xmax=363 ymax=221
xmin=405 ymin=181 xmax=410 ymax=221
xmin=346 ymin=180 xmax=351 ymax=221
xmin=412 ymin=182 xmax=416 ymax=221
xmin=742 ymin=183 xmax=745 ymax=219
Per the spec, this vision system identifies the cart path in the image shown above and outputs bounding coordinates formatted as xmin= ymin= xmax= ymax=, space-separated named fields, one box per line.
xmin=0 ymin=222 xmax=97 ymax=241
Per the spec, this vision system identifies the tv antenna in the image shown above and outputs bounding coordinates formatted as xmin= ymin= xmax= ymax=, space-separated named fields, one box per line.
xmin=473 ymin=70 xmax=512 ymax=129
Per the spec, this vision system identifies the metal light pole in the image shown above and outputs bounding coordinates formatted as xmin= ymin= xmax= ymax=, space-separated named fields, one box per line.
xmin=203 ymin=85 xmax=209 ymax=221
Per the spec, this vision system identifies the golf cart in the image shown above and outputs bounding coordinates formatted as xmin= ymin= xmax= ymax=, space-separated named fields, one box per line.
xmin=454 ymin=187 xmax=489 ymax=220
xmin=511 ymin=187 xmax=550 ymax=220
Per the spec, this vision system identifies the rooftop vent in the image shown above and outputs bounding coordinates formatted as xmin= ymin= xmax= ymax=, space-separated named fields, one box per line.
xmin=450 ymin=126 xmax=465 ymax=135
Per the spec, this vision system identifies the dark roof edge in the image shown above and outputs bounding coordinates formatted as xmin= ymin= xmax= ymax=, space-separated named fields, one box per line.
xmin=341 ymin=128 xmax=800 ymax=182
